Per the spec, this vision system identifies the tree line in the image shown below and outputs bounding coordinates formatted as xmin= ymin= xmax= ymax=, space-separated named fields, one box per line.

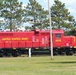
xmin=0 ymin=0 xmax=76 ymax=35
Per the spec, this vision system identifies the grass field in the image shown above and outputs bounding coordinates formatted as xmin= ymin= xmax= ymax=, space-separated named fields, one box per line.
xmin=0 ymin=56 xmax=76 ymax=75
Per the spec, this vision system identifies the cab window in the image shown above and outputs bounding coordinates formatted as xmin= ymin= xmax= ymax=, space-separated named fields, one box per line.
xmin=56 ymin=34 xmax=61 ymax=38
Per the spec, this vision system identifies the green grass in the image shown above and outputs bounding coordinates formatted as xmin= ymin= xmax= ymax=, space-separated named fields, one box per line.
xmin=0 ymin=56 xmax=76 ymax=75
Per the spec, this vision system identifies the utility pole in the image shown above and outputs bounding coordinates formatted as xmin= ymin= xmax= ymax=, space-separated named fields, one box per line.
xmin=48 ymin=0 xmax=53 ymax=59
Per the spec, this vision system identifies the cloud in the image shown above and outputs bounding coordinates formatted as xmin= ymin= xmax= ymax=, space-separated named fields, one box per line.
xmin=36 ymin=0 xmax=54 ymax=10
xmin=68 ymin=7 xmax=76 ymax=14
xmin=61 ymin=0 xmax=76 ymax=5
xmin=22 ymin=4 xmax=27 ymax=9
xmin=60 ymin=0 xmax=76 ymax=19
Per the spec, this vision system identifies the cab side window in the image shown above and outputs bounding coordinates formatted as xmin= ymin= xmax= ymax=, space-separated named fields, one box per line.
xmin=56 ymin=34 xmax=61 ymax=38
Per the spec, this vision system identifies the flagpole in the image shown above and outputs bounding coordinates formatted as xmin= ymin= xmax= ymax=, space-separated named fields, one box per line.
xmin=48 ymin=0 xmax=53 ymax=59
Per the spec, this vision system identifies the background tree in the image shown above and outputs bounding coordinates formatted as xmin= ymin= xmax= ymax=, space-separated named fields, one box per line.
xmin=25 ymin=0 xmax=48 ymax=30
xmin=0 ymin=0 xmax=5 ymax=29
xmin=51 ymin=0 xmax=75 ymax=34
xmin=68 ymin=21 xmax=76 ymax=35
xmin=0 ymin=0 xmax=3 ymax=10
xmin=1 ymin=0 xmax=25 ymax=31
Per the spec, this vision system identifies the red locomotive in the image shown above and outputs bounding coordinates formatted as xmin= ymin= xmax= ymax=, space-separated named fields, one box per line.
xmin=0 ymin=29 xmax=76 ymax=56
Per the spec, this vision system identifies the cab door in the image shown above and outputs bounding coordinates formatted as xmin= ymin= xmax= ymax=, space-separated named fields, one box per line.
xmin=53 ymin=33 xmax=62 ymax=47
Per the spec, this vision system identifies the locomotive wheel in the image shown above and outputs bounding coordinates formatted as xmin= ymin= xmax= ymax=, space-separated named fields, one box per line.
xmin=0 ymin=50 xmax=4 ymax=57
xmin=17 ymin=51 xmax=21 ymax=56
xmin=66 ymin=50 xmax=73 ymax=55
xmin=53 ymin=52 xmax=58 ymax=55
xmin=0 ymin=53 xmax=4 ymax=57
xmin=7 ymin=53 xmax=12 ymax=57
xmin=12 ymin=50 xmax=21 ymax=57
xmin=61 ymin=52 xmax=66 ymax=55
xmin=69 ymin=51 xmax=73 ymax=55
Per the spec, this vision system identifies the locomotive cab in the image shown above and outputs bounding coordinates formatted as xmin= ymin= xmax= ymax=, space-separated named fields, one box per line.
xmin=52 ymin=30 xmax=64 ymax=55
xmin=53 ymin=30 xmax=64 ymax=48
